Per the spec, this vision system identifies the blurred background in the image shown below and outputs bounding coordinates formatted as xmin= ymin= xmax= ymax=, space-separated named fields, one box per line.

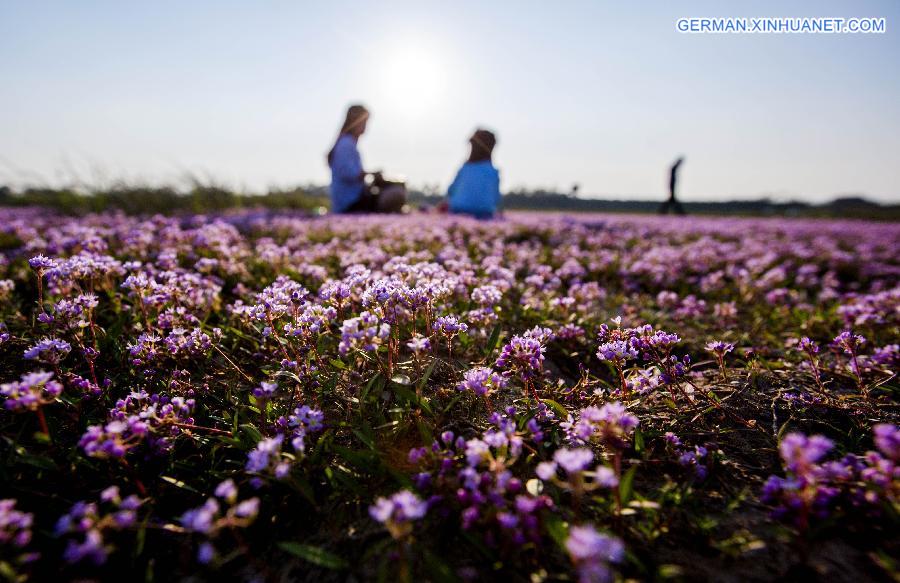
xmin=1 ymin=0 xmax=898 ymax=215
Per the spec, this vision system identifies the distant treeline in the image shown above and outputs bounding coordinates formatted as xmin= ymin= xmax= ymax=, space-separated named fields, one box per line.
xmin=0 ymin=183 xmax=329 ymax=215
xmin=410 ymin=189 xmax=900 ymax=220
xmin=1 ymin=183 xmax=897 ymax=220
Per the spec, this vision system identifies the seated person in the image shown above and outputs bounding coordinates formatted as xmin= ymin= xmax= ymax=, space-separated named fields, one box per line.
xmin=446 ymin=129 xmax=501 ymax=219
xmin=327 ymin=104 xmax=405 ymax=214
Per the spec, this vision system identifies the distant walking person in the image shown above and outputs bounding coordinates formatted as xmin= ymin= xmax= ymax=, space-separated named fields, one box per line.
xmin=327 ymin=104 xmax=406 ymax=214
xmin=659 ymin=156 xmax=686 ymax=215
xmin=445 ymin=129 xmax=502 ymax=219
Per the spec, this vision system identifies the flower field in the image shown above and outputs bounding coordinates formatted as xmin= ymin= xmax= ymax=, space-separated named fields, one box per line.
xmin=0 ymin=208 xmax=898 ymax=582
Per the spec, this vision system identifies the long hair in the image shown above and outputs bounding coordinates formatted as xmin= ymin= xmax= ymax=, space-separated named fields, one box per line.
xmin=327 ymin=104 xmax=369 ymax=165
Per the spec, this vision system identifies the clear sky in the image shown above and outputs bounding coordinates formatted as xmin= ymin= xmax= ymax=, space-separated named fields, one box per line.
xmin=1 ymin=0 xmax=898 ymax=202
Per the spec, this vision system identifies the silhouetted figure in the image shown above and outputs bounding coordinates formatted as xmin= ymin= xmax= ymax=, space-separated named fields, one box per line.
xmin=445 ymin=128 xmax=502 ymax=219
xmin=659 ymin=156 xmax=686 ymax=215
xmin=327 ymin=104 xmax=406 ymax=214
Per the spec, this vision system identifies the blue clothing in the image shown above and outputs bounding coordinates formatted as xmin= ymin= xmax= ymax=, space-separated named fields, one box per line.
xmin=329 ymin=134 xmax=365 ymax=213
xmin=447 ymin=161 xmax=501 ymax=219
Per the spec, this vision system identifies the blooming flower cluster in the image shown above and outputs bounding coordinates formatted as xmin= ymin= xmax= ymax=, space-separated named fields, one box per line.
xmin=0 ymin=209 xmax=897 ymax=579
xmin=705 ymin=340 xmax=734 ymax=357
xmin=23 ymin=338 xmax=71 ymax=364
xmin=433 ymin=314 xmax=468 ymax=336
xmin=762 ymin=425 xmax=900 ymax=529
xmin=0 ymin=499 xmax=34 ymax=550
xmin=593 ymin=321 xmax=692 ymax=395
xmin=403 ymin=410 xmax=555 ymax=548
xmin=55 ymin=486 xmax=143 ymax=565
xmin=274 ymin=404 xmax=325 ymax=453
xmin=495 ymin=326 xmax=554 ymax=389
xmin=565 ymin=524 xmax=624 ymax=583
xmin=406 ymin=334 xmax=431 ymax=355
xmin=369 ymin=490 xmax=428 ymax=539
xmin=338 ymin=311 xmax=390 ymax=355
xmin=245 ymin=435 xmax=293 ymax=479
xmin=705 ymin=340 xmax=735 ymax=379
xmin=536 ymin=448 xmax=619 ymax=491
xmin=252 ymin=380 xmax=278 ymax=403
xmin=128 ymin=327 xmax=220 ymax=368
xmin=39 ymin=293 xmax=99 ymax=330
xmin=1 ymin=371 xmax=63 ymax=411
xmin=180 ymin=479 xmax=261 ymax=564
xmin=563 ymin=402 xmax=639 ymax=450
xmin=457 ymin=366 xmax=507 ymax=397
xmin=246 ymin=404 xmax=325 ymax=480
xmin=664 ymin=432 xmax=710 ymax=480
xmin=80 ymin=392 xmax=195 ymax=458
xmin=79 ymin=417 xmax=150 ymax=458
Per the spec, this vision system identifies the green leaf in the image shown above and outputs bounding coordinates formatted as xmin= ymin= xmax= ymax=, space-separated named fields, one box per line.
xmin=417 ymin=394 xmax=434 ymax=416
xmin=274 ymin=370 xmax=302 ymax=384
xmin=422 ymin=549 xmax=460 ymax=583
xmin=540 ymin=398 xmax=569 ymax=419
xmin=0 ymin=561 xmax=20 ymax=582
xmin=619 ymin=465 xmax=638 ymax=505
xmin=135 ymin=516 xmax=149 ymax=557
xmin=776 ymin=419 xmax=792 ymax=441
xmin=484 ymin=324 xmax=502 ymax=356
xmin=360 ymin=373 xmax=384 ymax=404
xmin=330 ymin=358 xmax=347 ymax=370
xmin=352 ymin=425 xmax=377 ymax=450
xmin=290 ymin=476 xmax=317 ymax=505
xmin=239 ymin=423 xmax=263 ymax=445
xmin=633 ymin=427 xmax=645 ymax=453
xmin=394 ymin=385 xmax=433 ymax=415
xmin=460 ymin=531 xmax=496 ymax=561
xmin=324 ymin=463 xmax=367 ymax=494
xmin=333 ymin=445 xmax=379 ymax=472
xmin=278 ymin=542 xmax=348 ymax=570
xmin=544 ymin=513 xmax=569 ymax=550
xmin=160 ymin=476 xmax=201 ymax=494
xmin=15 ymin=451 xmax=57 ymax=470
xmin=417 ymin=359 xmax=438 ymax=393
xmin=442 ymin=394 xmax=464 ymax=415
xmin=417 ymin=418 xmax=434 ymax=444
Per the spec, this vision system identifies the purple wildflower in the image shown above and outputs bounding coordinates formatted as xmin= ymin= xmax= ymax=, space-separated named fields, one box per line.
xmin=565 ymin=524 xmax=624 ymax=583
xmin=369 ymin=490 xmax=428 ymax=539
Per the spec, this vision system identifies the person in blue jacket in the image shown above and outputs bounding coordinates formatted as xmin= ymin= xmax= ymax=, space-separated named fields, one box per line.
xmin=446 ymin=129 xmax=501 ymax=219
xmin=327 ymin=104 xmax=405 ymax=214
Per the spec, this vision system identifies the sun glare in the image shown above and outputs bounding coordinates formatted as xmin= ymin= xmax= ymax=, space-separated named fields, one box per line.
xmin=378 ymin=45 xmax=447 ymax=118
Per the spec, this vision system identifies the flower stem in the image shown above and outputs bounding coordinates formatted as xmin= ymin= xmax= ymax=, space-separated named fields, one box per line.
xmin=36 ymin=407 xmax=50 ymax=439
xmin=173 ymin=422 xmax=233 ymax=436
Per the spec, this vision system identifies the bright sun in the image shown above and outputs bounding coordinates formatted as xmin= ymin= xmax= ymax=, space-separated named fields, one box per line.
xmin=378 ymin=46 xmax=447 ymax=118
